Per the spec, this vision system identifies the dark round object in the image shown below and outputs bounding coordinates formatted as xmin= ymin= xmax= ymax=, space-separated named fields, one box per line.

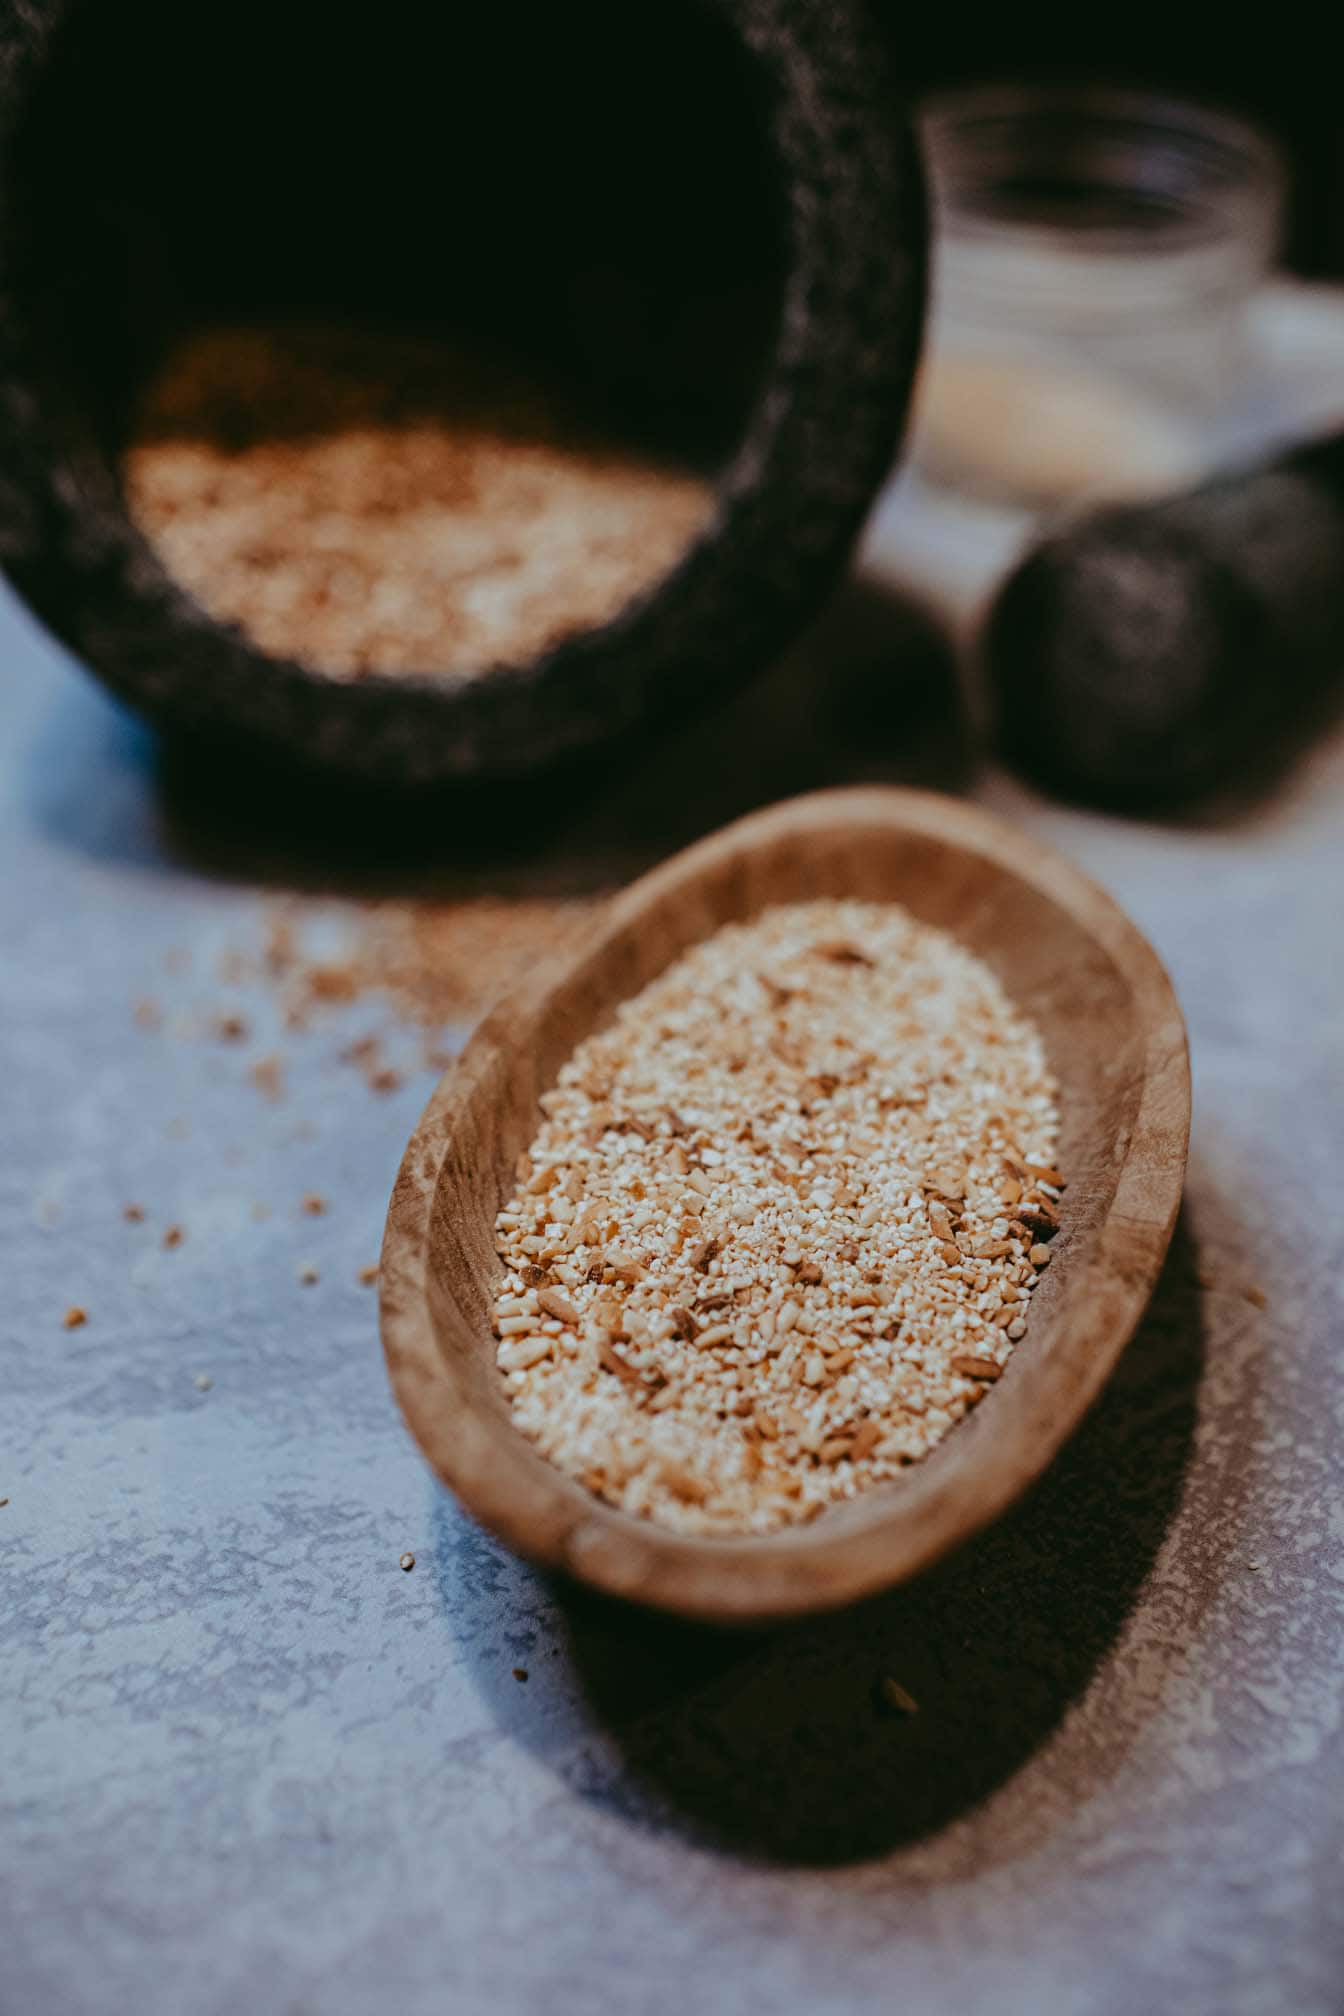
xmin=0 ymin=0 xmax=925 ymax=787
xmin=986 ymin=443 xmax=1344 ymax=808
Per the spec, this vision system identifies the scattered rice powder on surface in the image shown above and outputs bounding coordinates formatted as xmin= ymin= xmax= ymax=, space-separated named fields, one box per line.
xmin=491 ymin=899 xmax=1064 ymax=1536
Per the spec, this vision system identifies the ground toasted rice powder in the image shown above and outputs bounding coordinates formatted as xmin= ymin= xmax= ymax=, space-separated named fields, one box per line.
xmin=491 ymin=899 xmax=1063 ymax=1536
xmin=123 ymin=325 xmax=711 ymax=681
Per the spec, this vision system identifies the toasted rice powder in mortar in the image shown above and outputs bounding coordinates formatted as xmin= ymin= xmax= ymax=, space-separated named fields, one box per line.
xmin=491 ymin=899 xmax=1064 ymax=1536
xmin=122 ymin=325 xmax=712 ymax=681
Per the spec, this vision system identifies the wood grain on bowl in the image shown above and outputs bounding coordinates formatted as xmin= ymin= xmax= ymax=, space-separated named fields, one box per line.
xmin=380 ymin=789 xmax=1190 ymax=1623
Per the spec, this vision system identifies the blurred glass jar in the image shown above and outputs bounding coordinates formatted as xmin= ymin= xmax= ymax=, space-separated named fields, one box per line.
xmin=912 ymin=85 xmax=1288 ymax=507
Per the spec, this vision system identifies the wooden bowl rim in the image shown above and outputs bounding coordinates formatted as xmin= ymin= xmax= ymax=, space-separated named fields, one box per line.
xmin=381 ymin=787 xmax=1190 ymax=1622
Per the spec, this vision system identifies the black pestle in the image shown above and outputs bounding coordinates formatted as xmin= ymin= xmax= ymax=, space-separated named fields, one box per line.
xmin=984 ymin=432 xmax=1344 ymax=808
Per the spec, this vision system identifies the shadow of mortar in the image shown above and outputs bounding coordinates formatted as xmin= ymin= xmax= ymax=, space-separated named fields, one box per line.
xmin=27 ymin=575 xmax=971 ymax=900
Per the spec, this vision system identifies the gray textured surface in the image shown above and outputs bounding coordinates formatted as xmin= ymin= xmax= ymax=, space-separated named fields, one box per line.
xmin=2 ymin=567 xmax=1342 ymax=2016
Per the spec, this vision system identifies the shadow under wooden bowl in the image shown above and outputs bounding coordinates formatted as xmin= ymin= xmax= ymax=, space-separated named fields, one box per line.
xmin=381 ymin=787 xmax=1190 ymax=1624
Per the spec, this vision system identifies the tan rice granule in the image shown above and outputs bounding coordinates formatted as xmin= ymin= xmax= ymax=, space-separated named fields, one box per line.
xmin=123 ymin=325 xmax=711 ymax=681
xmin=491 ymin=899 xmax=1064 ymax=1536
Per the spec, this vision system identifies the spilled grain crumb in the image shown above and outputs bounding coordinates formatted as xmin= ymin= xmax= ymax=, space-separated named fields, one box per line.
xmin=249 ymin=1055 xmax=285 ymax=1103
xmin=298 ymin=1263 xmax=319 ymax=1286
xmin=875 ymin=1674 xmax=920 ymax=1717
xmin=123 ymin=1203 xmax=146 ymax=1224
xmin=399 ymin=1552 xmax=415 ymax=1572
xmin=491 ymin=899 xmax=1062 ymax=1536
xmin=162 ymin=1224 xmax=184 ymax=1250
xmin=358 ymin=1265 xmax=379 ymax=1287
xmin=62 ymin=1306 xmax=87 ymax=1330
xmin=300 ymin=1193 xmax=327 ymax=1217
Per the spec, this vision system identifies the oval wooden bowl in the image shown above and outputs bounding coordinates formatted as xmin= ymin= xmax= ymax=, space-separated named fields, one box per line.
xmin=381 ymin=788 xmax=1190 ymax=1624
